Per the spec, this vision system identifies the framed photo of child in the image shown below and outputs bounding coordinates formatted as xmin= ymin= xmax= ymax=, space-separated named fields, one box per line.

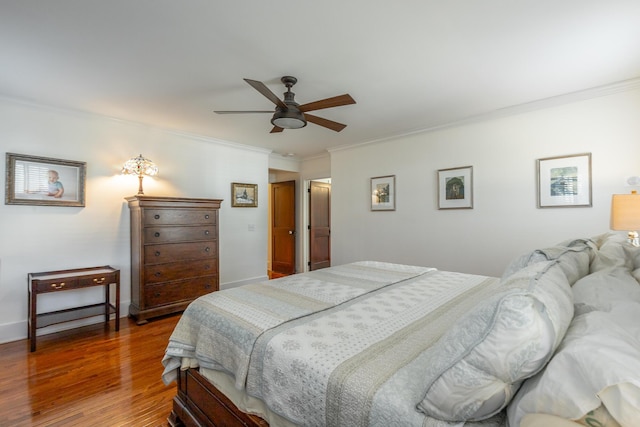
xmin=5 ymin=153 xmax=86 ymax=207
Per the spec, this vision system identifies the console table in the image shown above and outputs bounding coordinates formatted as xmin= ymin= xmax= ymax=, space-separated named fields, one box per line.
xmin=28 ymin=266 xmax=120 ymax=352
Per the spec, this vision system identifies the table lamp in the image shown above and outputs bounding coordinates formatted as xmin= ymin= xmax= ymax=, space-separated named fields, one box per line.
xmin=121 ymin=154 xmax=158 ymax=195
xmin=611 ymin=181 xmax=640 ymax=247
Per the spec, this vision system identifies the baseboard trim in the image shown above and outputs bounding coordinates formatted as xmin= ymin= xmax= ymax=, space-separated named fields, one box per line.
xmin=220 ymin=275 xmax=269 ymax=290
xmin=0 ymin=301 xmax=130 ymax=345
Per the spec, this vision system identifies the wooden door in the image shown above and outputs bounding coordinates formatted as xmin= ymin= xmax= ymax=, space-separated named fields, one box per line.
xmin=309 ymin=181 xmax=331 ymax=270
xmin=272 ymin=181 xmax=296 ymax=275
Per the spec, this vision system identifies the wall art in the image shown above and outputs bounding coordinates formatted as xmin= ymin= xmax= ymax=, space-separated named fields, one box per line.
xmin=371 ymin=175 xmax=396 ymax=211
xmin=5 ymin=153 xmax=86 ymax=207
xmin=438 ymin=166 xmax=473 ymax=209
xmin=231 ymin=182 xmax=258 ymax=207
xmin=537 ymin=153 xmax=592 ymax=208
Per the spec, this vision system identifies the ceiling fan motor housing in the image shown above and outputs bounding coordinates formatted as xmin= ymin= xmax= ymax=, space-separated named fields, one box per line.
xmin=271 ymin=76 xmax=307 ymax=128
xmin=271 ymin=107 xmax=307 ymax=129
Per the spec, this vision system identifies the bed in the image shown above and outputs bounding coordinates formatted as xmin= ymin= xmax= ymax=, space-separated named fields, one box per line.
xmin=162 ymin=235 xmax=640 ymax=427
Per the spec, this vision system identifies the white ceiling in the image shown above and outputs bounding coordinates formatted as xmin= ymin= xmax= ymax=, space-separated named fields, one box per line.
xmin=1 ymin=1 xmax=640 ymax=159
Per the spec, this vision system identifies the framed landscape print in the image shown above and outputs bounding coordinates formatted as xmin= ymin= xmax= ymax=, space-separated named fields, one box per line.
xmin=537 ymin=153 xmax=592 ymax=208
xmin=370 ymin=175 xmax=395 ymax=211
xmin=438 ymin=166 xmax=473 ymax=209
xmin=5 ymin=153 xmax=86 ymax=207
xmin=231 ymin=182 xmax=258 ymax=207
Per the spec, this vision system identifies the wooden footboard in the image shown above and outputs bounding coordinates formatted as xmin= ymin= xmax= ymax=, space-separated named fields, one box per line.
xmin=169 ymin=368 xmax=269 ymax=427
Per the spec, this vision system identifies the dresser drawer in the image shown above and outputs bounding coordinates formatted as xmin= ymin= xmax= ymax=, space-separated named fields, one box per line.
xmin=144 ymin=259 xmax=218 ymax=284
xmin=143 ymin=209 xmax=216 ymax=226
xmin=144 ymin=241 xmax=217 ymax=264
xmin=144 ymin=276 xmax=218 ymax=307
xmin=144 ymin=225 xmax=216 ymax=244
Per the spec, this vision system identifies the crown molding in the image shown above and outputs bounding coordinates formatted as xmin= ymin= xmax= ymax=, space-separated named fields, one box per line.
xmin=329 ymin=77 xmax=640 ymax=154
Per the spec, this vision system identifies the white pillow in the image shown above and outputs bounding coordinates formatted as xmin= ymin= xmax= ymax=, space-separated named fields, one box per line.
xmin=591 ymin=233 xmax=633 ymax=272
xmin=501 ymin=241 xmax=594 ymax=285
xmin=507 ymin=302 xmax=640 ymax=427
xmin=416 ymin=261 xmax=573 ymax=421
xmin=521 ymin=413 xmax=593 ymax=427
xmin=572 ymin=266 xmax=640 ymax=315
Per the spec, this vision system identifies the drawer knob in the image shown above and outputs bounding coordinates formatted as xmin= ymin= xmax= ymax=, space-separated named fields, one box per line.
xmin=51 ymin=282 xmax=65 ymax=290
xmin=204 ymin=264 xmax=211 ymax=270
xmin=155 ymin=251 xmax=161 ymax=257
xmin=154 ymin=214 xmax=160 ymax=219
xmin=154 ymin=232 xmax=160 ymax=237
xmin=204 ymin=230 xmax=210 ymax=235
xmin=154 ymin=292 xmax=161 ymax=297
xmin=205 ymin=247 xmax=211 ymax=253
xmin=155 ymin=272 xmax=161 ymax=277
xmin=93 ymin=277 xmax=106 ymax=284
xmin=204 ymin=214 xmax=210 ymax=219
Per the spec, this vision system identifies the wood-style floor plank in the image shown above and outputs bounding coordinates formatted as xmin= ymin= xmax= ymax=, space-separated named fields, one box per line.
xmin=0 ymin=315 xmax=180 ymax=427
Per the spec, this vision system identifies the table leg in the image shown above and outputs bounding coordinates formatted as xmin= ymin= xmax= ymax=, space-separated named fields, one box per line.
xmin=29 ymin=288 xmax=37 ymax=352
xmin=104 ymin=282 xmax=110 ymax=325
xmin=115 ymin=275 xmax=120 ymax=331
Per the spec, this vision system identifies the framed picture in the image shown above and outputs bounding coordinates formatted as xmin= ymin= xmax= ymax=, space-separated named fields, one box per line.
xmin=537 ymin=153 xmax=592 ymax=208
xmin=438 ymin=166 xmax=473 ymax=209
xmin=5 ymin=153 xmax=86 ymax=207
xmin=231 ymin=182 xmax=258 ymax=207
xmin=370 ymin=175 xmax=395 ymax=211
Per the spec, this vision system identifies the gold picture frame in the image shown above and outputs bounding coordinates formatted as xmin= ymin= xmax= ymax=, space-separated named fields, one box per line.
xmin=5 ymin=152 xmax=86 ymax=207
xmin=231 ymin=182 xmax=258 ymax=207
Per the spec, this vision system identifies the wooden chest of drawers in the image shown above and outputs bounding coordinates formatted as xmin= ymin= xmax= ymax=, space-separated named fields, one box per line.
xmin=126 ymin=196 xmax=222 ymax=324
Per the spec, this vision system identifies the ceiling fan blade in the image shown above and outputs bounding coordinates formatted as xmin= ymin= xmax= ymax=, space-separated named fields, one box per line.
xmin=244 ymin=79 xmax=288 ymax=110
xmin=270 ymin=126 xmax=284 ymax=133
xmin=299 ymin=94 xmax=356 ymax=112
xmin=304 ymin=114 xmax=347 ymax=132
xmin=214 ymin=110 xmax=273 ymax=114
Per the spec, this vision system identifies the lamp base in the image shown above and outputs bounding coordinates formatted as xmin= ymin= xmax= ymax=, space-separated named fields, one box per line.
xmin=137 ymin=175 xmax=145 ymax=195
xmin=627 ymin=231 xmax=639 ymax=247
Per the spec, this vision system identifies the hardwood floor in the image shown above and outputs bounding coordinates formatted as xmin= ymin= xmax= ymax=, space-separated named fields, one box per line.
xmin=0 ymin=315 xmax=181 ymax=427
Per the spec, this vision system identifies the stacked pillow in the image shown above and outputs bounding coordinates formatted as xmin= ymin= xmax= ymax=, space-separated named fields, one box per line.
xmin=507 ymin=302 xmax=640 ymax=427
xmin=501 ymin=239 xmax=595 ymax=285
xmin=416 ymin=260 xmax=574 ymax=421
xmin=508 ymin=234 xmax=640 ymax=427
xmin=573 ymin=265 xmax=640 ymax=315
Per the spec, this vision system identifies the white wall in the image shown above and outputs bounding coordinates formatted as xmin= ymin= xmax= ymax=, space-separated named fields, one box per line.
xmin=330 ymin=87 xmax=640 ymax=277
xmin=0 ymin=98 xmax=270 ymax=343
xmin=5 ymin=85 xmax=638 ymax=344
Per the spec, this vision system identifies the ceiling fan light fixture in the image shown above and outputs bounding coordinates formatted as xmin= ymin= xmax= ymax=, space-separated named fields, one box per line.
xmin=271 ymin=109 xmax=307 ymax=129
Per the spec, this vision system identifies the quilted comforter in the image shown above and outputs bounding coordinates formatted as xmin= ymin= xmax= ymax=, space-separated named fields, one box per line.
xmin=162 ymin=261 xmax=502 ymax=427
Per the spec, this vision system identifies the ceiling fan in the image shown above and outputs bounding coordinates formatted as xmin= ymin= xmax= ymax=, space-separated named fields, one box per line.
xmin=214 ymin=76 xmax=356 ymax=133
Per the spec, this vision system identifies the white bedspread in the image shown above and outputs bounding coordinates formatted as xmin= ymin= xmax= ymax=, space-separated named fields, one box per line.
xmin=162 ymin=262 xmax=503 ymax=427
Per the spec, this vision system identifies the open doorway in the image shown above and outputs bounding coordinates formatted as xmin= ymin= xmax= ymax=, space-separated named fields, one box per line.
xmin=267 ymin=172 xmax=331 ymax=277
